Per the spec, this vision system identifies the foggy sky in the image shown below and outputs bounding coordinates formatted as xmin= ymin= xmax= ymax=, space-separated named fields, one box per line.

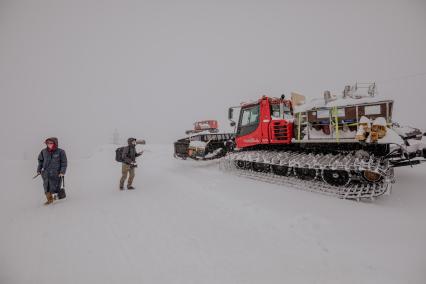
xmin=1 ymin=0 xmax=425 ymax=159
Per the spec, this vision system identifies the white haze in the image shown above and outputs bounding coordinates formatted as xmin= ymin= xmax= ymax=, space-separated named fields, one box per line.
xmin=1 ymin=0 xmax=425 ymax=159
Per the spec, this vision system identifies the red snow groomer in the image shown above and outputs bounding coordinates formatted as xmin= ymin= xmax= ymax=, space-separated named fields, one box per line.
xmin=222 ymin=83 xmax=426 ymax=200
xmin=185 ymin=120 xmax=219 ymax=135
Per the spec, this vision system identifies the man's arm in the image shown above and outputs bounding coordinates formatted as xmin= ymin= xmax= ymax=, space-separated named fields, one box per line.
xmin=37 ymin=151 xmax=44 ymax=173
xmin=59 ymin=150 xmax=68 ymax=175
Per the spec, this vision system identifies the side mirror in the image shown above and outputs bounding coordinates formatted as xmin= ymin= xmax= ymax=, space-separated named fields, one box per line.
xmin=228 ymin=108 xmax=234 ymax=120
xmin=230 ymin=121 xmax=236 ymax=127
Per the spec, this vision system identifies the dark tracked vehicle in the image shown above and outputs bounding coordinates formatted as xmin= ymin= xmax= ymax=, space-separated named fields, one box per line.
xmin=174 ymin=120 xmax=234 ymax=160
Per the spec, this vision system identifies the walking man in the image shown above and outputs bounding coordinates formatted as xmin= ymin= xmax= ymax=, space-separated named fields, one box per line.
xmin=120 ymin=138 xmax=143 ymax=190
xmin=37 ymin=137 xmax=67 ymax=205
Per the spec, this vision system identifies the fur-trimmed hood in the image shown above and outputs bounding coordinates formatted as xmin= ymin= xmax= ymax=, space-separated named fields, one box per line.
xmin=45 ymin=137 xmax=59 ymax=146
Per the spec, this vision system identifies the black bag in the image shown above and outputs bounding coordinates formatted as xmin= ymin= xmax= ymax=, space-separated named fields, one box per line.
xmin=58 ymin=176 xmax=66 ymax=200
xmin=115 ymin=147 xmax=126 ymax=162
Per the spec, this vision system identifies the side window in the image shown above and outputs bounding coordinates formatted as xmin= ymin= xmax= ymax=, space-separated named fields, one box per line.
xmin=241 ymin=105 xmax=260 ymax=127
xmin=283 ymin=105 xmax=292 ymax=120
xmin=271 ymin=103 xmax=292 ymax=120
xmin=271 ymin=104 xmax=280 ymax=118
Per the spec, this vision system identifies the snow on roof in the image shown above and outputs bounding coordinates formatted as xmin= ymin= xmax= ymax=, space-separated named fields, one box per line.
xmin=187 ymin=130 xmax=231 ymax=138
xmin=189 ymin=140 xmax=207 ymax=148
xmin=392 ymin=125 xmax=422 ymax=138
xmin=294 ymin=95 xmax=392 ymax=113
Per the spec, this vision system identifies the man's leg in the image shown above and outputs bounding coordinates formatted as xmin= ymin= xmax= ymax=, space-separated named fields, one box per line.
xmin=120 ymin=164 xmax=129 ymax=189
xmin=127 ymin=167 xmax=135 ymax=189
xmin=51 ymin=177 xmax=60 ymax=200
xmin=44 ymin=192 xmax=53 ymax=205
xmin=44 ymin=180 xmax=53 ymax=205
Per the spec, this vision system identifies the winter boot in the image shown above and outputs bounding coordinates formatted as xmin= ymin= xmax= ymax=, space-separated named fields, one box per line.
xmin=44 ymin=192 xmax=53 ymax=205
xmin=119 ymin=186 xmax=124 ymax=190
xmin=127 ymin=186 xmax=135 ymax=190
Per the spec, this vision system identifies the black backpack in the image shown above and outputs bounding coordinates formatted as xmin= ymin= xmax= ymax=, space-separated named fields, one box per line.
xmin=115 ymin=147 xmax=126 ymax=162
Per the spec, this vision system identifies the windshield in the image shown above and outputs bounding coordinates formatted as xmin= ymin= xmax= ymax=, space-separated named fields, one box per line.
xmin=237 ymin=104 xmax=261 ymax=137
xmin=240 ymin=105 xmax=260 ymax=126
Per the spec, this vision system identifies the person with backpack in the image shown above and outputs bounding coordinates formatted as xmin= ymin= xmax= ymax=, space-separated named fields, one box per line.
xmin=118 ymin=138 xmax=143 ymax=190
xmin=37 ymin=137 xmax=68 ymax=205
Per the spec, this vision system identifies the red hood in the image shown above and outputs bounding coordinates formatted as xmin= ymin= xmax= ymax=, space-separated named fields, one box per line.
xmin=45 ymin=137 xmax=58 ymax=152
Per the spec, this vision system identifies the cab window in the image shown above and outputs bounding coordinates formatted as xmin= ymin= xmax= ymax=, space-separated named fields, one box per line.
xmin=241 ymin=105 xmax=260 ymax=126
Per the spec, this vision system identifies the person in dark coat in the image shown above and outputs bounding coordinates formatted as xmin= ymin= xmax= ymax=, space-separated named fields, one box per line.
xmin=37 ymin=137 xmax=67 ymax=205
xmin=119 ymin=137 xmax=143 ymax=190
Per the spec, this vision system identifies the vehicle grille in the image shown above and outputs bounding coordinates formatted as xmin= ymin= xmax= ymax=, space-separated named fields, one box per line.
xmin=272 ymin=122 xmax=290 ymax=141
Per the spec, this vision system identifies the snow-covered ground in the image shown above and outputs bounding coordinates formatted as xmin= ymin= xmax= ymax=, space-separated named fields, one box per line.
xmin=1 ymin=144 xmax=425 ymax=284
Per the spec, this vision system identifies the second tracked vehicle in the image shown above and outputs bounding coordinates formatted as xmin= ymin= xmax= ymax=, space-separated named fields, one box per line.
xmin=174 ymin=120 xmax=234 ymax=160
